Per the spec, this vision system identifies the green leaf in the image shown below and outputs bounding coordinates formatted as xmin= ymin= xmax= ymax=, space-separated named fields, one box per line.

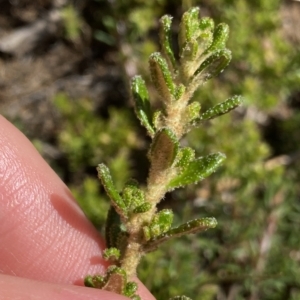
xmin=159 ymin=15 xmax=176 ymax=70
xmin=180 ymin=16 xmax=214 ymax=62
xmin=174 ymin=84 xmax=186 ymax=101
xmin=143 ymin=217 xmax=217 ymax=252
xmin=143 ymin=226 xmax=151 ymax=241
xmin=178 ymin=7 xmax=203 ymax=70
xmin=150 ymin=128 xmax=179 ymax=171
xmin=179 ymin=7 xmax=201 ymax=50
xmin=194 ymin=48 xmax=232 ymax=82
xmin=185 ymin=101 xmax=201 ymax=123
xmin=97 ymin=164 xmax=127 ymax=216
xmin=149 ymin=52 xmax=176 ymax=102
xmin=131 ymin=76 xmax=155 ymax=136
xmin=143 ymin=209 xmax=174 ymax=241
xmin=204 ymin=23 xmax=229 ymax=54
xmin=84 ymin=275 xmax=105 ymax=288
xmin=196 ymin=17 xmax=215 ymax=54
xmin=103 ymin=247 xmax=120 ymax=262
xmin=199 ymin=17 xmax=215 ymax=32
xmin=166 ymin=217 xmax=217 ymax=236
xmin=133 ymin=202 xmax=152 ymax=214
xmin=151 ymin=209 xmax=174 ymax=235
xmin=167 ymin=152 xmax=226 ymax=190
xmin=122 ymin=183 xmax=145 ymax=212
xmin=124 ymin=281 xmax=138 ymax=297
xmin=199 ymin=95 xmax=243 ymax=121
xmin=175 ymin=147 xmax=195 ymax=168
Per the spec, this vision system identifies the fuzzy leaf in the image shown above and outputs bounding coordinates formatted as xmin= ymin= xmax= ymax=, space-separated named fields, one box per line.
xmin=196 ymin=17 xmax=215 ymax=54
xmin=204 ymin=23 xmax=229 ymax=54
xmin=194 ymin=49 xmax=232 ymax=82
xmin=143 ymin=209 xmax=174 ymax=241
xmin=133 ymin=202 xmax=152 ymax=214
xmin=150 ymin=128 xmax=179 ymax=171
xmin=179 ymin=7 xmax=202 ymax=66
xmin=149 ymin=52 xmax=176 ymax=102
xmin=143 ymin=226 xmax=151 ymax=241
xmin=185 ymin=101 xmax=201 ymax=123
xmin=122 ymin=183 xmax=145 ymax=212
xmin=167 ymin=152 xmax=226 ymax=190
xmin=103 ymin=247 xmax=120 ymax=262
xmin=199 ymin=17 xmax=215 ymax=31
xmin=152 ymin=110 xmax=163 ymax=130
xmin=159 ymin=15 xmax=176 ymax=69
xmin=84 ymin=275 xmax=105 ymax=288
xmin=131 ymin=76 xmax=155 ymax=136
xmin=143 ymin=217 xmax=217 ymax=252
xmin=175 ymin=147 xmax=195 ymax=168
xmin=151 ymin=209 xmax=173 ymax=235
xmin=97 ymin=164 xmax=127 ymax=216
xmin=199 ymin=95 xmax=243 ymax=121
xmin=183 ymin=22 xmax=228 ymax=81
xmin=179 ymin=7 xmax=200 ymax=50
xmin=180 ymin=17 xmax=214 ymax=69
xmin=174 ymin=84 xmax=186 ymax=100
xmin=124 ymin=282 xmax=138 ymax=298
xmin=167 ymin=217 xmax=217 ymax=236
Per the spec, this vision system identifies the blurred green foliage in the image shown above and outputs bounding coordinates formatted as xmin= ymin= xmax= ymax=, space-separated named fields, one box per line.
xmin=52 ymin=93 xmax=143 ymax=231
xmin=53 ymin=93 xmax=140 ymax=186
xmin=61 ymin=4 xmax=83 ymax=41
xmin=18 ymin=0 xmax=300 ymax=299
xmin=71 ymin=177 xmax=109 ymax=230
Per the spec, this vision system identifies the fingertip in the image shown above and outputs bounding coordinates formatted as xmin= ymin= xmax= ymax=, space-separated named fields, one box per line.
xmin=0 ymin=116 xmax=108 ymax=283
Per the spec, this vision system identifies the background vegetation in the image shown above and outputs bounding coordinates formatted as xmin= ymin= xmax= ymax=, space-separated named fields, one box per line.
xmin=1 ymin=0 xmax=300 ymax=299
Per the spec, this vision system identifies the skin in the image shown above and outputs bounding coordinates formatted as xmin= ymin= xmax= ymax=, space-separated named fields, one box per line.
xmin=0 ymin=115 xmax=156 ymax=300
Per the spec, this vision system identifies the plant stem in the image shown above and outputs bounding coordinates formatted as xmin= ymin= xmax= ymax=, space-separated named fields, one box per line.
xmin=120 ymin=85 xmax=193 ymax=277
xmin=120 ymin=163 xmax=175 ymax=277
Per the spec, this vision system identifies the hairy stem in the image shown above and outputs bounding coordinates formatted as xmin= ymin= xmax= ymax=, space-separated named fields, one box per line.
xmin=120 ymin=160 xmax=176 ymax=276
